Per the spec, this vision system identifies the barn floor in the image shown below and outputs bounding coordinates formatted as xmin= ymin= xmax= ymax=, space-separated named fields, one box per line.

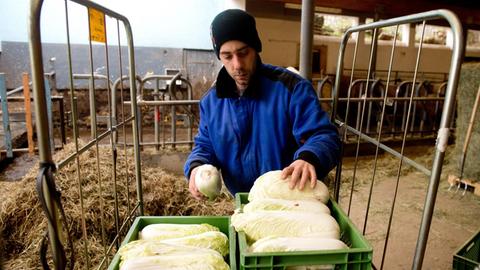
xmin=338 ymin=144 xmax=480 ymax=269
xmin=1 ymin=141 xmax=479 ymax=269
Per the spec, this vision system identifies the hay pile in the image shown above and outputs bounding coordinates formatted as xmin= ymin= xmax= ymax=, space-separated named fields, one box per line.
xmin=454 ymin=62 xmax=480 ymax=181
xmin=0 ymin=141 xmax=234 ymax=270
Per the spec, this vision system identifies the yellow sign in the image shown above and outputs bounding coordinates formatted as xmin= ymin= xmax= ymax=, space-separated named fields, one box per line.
xmin=88 ymin=8 xmax=106 ymax=43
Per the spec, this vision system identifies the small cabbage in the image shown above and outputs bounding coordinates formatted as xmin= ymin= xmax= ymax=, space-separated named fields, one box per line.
xmin=195 ymin=164 xmax=222 ymax=200
xmin=250 ymin=236 xmax=348 ymax=253
xmin=139 ymin=223 xmax=219 ymax=241
xmin=242 ymin=198 xmax=330 ymax=215
xmin=163 ymin=231 xmax=229 ymax=256
xmin=231 ymin=211 xmax=340 ymax=242
xmin=248 ymin=170 xmax=330 ymax=203
xmin=119 ymin=242 xmax=229 ymax=270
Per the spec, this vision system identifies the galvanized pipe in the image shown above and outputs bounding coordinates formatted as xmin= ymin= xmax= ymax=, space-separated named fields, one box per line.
xmin=28 ymin=1 xmax=64 ymax=268
xmin=412 ymin=10 xmax=463 ymax=270
xmin=29 ymin=1 xmax=144 ymax=269
xmin=299 ymin=0 xmax=314 ymax=79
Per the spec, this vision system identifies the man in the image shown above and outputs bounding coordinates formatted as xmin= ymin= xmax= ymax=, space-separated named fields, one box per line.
xmin=184 ymin=9 xmax=340 ymax=199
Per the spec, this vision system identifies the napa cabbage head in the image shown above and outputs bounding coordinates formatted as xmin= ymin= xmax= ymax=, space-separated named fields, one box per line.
xmin=139 ymin=223 xmax=219 ymax=241
xmin=195 ymin=164 xmax=222 ymax=200
xmin=118 ymin=242 xmax=229 ymax=270
xmin=248 ymin=170 xmax=330 ymax=203
xmin=231 ymin=211 xmax=340 ymax=243
xmin=249 ymin=236 xmax=348 ymax=253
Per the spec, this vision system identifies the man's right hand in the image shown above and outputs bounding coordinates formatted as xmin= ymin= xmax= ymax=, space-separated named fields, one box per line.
xmin=188 ymin=167 xmax=206 ymax=200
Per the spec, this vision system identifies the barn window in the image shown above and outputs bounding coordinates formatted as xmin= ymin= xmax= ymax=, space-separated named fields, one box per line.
xmin=364 ymin=18 xmax=404 ymax=44
xmin=415 ymin=24 xmax=449 ymax=46
xmin=313 ymin=13 xmax=358 ymax=37
xmin=467 ymin=29 xmax=480 ymax=50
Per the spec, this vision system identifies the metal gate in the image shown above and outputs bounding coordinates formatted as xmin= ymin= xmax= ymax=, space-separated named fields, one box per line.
xmin=29 ymin=0 xmax=142 ymax=268
xmin=331 ymin=9 xmax=463 ymax=270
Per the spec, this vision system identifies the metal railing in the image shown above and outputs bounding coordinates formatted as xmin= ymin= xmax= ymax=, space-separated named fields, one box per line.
xmin=136 ymin=72 xmax=196 ymax=149
xmin=28 ymin=0 xmax=142 ymax=269
xmin=0 ymin=72 xmax=65 ymax=158
xmin=330 ymin=9 xmax=463 ymax=269
xmin=315 ymin=75 xmax=451 ymax=142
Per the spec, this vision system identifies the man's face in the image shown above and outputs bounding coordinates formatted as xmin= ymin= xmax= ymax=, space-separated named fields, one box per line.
xmin=219 ymin=40 xmax=257 ymax=92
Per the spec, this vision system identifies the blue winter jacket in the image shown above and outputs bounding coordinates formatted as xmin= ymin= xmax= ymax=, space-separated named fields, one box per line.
xmin=184 ymin=60 xmax=340 ymax=195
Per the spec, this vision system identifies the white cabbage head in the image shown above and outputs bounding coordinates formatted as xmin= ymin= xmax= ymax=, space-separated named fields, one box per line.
xmin=195 ymin=164 xmax=222 ymax=200
xmin=250 ymin=236 xmax=348 ymax=253
xmin=231 ymin=210 xmax=340 ymax=242
xmin=119 ymin=242 xmax=229 ymax=270
xmin=248 ymin=170 xmax=330 ymax=203
xmin=139 ymin=223 xmax=219 ymax=241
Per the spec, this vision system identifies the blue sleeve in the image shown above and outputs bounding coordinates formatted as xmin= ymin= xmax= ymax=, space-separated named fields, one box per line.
xmin=183 ymin=98 xmax=219 ymax=179
xmin=289 ymin=80 xmax=341 ymax=179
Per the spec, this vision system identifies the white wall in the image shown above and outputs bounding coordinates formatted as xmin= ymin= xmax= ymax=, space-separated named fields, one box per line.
xmin=256 ymin=19 xmax=301 ymax=68
xmin=0 ymin=0 xmax=243 ymax=49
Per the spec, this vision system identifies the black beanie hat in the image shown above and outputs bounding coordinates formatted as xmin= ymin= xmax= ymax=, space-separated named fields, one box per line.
xmin=210 ymin=9 xmax=262 ymax=59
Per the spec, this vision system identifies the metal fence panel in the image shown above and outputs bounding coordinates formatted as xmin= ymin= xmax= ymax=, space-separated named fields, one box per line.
xmin=331 ymin=9 xmax=463 ymax=270
xmin=28 ymin=0 xmax=142 ymax=268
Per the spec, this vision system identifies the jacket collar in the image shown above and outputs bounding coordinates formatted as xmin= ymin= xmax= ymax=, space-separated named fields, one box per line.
xmin=215 ymin=56 xmax=262 ymax=99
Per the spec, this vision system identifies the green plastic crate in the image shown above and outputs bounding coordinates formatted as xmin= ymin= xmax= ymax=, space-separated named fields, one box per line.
xmin=453 ymin=229 xmax=480 ymax=270
xmin=107 ymin=216 xmax=236 ymax=270
xmin=234 ymin=193 xmax=372 ymax=270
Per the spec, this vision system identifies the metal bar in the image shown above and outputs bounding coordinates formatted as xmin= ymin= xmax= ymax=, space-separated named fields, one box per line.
xmin=363 ymin=25 xmax=399 ymax=235
xmin=7 ymin=83 xmax=32 ymax=96
xmin=333 ymin=30 xmax=361 ymax=202
xmin=58 ymin=98 xmax=66 ymax=145
xmin=64 ymin=0 xmax=90 ymax=267
xmin=347 ymin=28 xmax=378 ymax=216
xmin=381 ymin=20 xmax=426 ymax=270
xmin=95 ymin=203 xmax=140 ymax=269
xmin=102 ymin=18 xmax=122 ymax=251
xmin=45 ymin=78 xmax=55 ymax=153
xmin=28 ymin=1 xmax=61 ymax=267
xmin=334 ymin=123 xmax=432 ymax=179
xmin=0 ymin=74 xmax=13 ymax=158
xmin=2 ymin=95 xmax=64 ymax=101
xmin=0 ymin=145 xmax=63 ymax=154
xmin=22 ymin=73 xmax=35 ymax=155
xmin=121 ymin=9 xmax=144 ymax=216
xmin=171 ymin=103 xmax=176 ymax=149
xmin=332 ymin=10 xmax=463 ymax=269
xmin=73 ymin=73 xmax=110 ymax=81
xmin=299 ymin=0 xmax=314 ymax=79
xmin=116 ymin=18 xmax=133 ymax=231
xmin=154 ymin=79 xmax=160 ymax=150
xmin=186 ymin=79 xmax=193 ymax=150
xmin=134 ymin=100 xmax=199 ymax=106
xmin=136 ymin=140 xmax=195 ymax=146
xmin=87 ymin=34 xmax=97 ymax=141
xmin=412 ymin=11 xmax=463 ymax=270
xmin=56 ymin=128 xmax=112 ymax=170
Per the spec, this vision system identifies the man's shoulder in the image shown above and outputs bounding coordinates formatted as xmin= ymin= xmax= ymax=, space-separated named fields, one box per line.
xmin=199 ymin=85 xmax=221 ymax=104
xmin=260 ymin=64 xmax=305 ymax=92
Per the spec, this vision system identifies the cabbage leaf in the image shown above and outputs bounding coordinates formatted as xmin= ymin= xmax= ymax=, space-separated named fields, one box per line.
xmin=248 ymin=170 xmax=329 ymax=203
xmin=243 ymin=198 xmax=330 ymax=215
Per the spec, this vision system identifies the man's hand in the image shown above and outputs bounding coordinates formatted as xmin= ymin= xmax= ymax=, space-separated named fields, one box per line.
xmin=281 ymin=160 xmax=317 ymax=190
xmin=188 ymin=167 xmax=206 ymax=200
